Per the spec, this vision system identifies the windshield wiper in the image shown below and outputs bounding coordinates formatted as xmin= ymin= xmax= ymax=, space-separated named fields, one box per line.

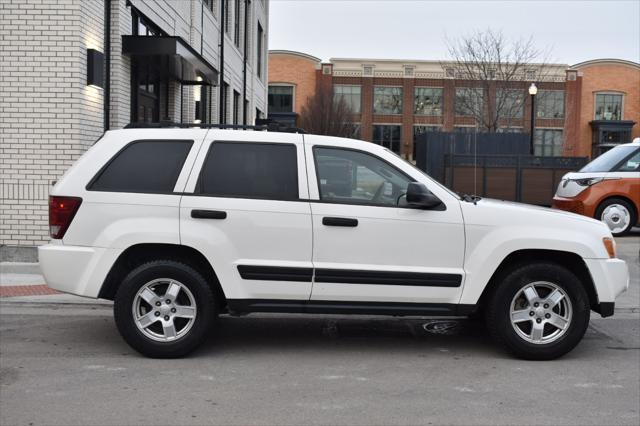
xmin=461 ymin=194 xmax=482 ymax=204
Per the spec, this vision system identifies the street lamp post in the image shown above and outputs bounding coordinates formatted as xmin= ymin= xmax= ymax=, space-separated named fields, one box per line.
xmin=528 ymin=83 xmax=538 ymax=155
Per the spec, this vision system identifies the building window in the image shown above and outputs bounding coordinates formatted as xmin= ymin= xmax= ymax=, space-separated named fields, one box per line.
xmin=373 ymin=87 xmax=402 ymax=115
xmin=372 ymin=125 xmax=401 ymax=154
xmin=536 ymin=90 xmax=565 ymax=119
xmin=534 ymin=129 xmax=563 ymax=156
xmin=455 ymin=88 xmax=484 ymax=117
xmin=497 ymin=89 xmax=524 ymax=118
xmin=414 ymin=125 xmax=441 ymax=137
xmin=234 ymin=0 xmax=241 ymax=46
xmin=414 ymin=88 xmax=443 ymax=116
xmin=221 ymin=82 xmax=229 ymax=123
xmin=268 ymin=85 xmax=294 ymax=113
xmin=497 ymin=127 xmax=523 ymax=133
xmin=203 ymin=0 xmax=216 ymax=15
xmin=224 ymin=0 xmax=231 ymax=33
xmin=194 ymin=81 xmax=208 ymax=124
xmin=595 ymin=93 xmax=623 ymax=120
xmin=233 ymin=90 xmax=240 ymax=124
xmin=334 ymin=85 xmax=361 ymax=114
xmin=454 ymin=126 xmax=476 ymax=133
xmin=257 ymin=23 xmax=264 ymax=79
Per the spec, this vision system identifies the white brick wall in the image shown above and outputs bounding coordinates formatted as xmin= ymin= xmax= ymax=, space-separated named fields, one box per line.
xmin=0 ymin=0 xmax=102 ymax=247
xmin=0 ymin=0 xmax=268 ymax=253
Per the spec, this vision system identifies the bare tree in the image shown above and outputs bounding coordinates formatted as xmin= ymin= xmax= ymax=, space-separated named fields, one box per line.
xmin=444 ymin=29 xmax=553 ymax=132
xmin=298 ymin=85 xmax=359 ymax=138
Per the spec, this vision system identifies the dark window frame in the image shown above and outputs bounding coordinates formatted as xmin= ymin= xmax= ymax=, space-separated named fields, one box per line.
xmin=196 ymin=141 xmax=300 ymax=201
xmin=86 ymin=139 xmax=194 ymax=194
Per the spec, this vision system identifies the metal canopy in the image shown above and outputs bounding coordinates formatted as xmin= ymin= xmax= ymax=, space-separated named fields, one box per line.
xmin=122 ymin=35 xmax=218 ymax=85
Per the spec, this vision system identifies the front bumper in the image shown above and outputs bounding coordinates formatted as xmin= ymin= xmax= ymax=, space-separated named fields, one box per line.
xmin=584 ymin=257 xmax=629 ymax=317
xmin=552 ymin=196 xmax=586 ymax=216
xmin=38 ymin=243 xmax=122 ymax=298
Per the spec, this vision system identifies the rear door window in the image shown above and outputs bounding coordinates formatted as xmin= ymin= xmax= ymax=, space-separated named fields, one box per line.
xmin=89 ymin=140 xmax=193 ymax=193
xmin=197 ymin=142 xmax=299 ymax=200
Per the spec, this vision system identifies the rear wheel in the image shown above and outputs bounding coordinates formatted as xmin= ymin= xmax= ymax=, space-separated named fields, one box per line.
xmin=485 ymin=263 xmax=590 ymax=360
xmin=596 ymin=197 xmax=636 ymax=236
xmin=114 ymin=260 xmax=216 ymax=358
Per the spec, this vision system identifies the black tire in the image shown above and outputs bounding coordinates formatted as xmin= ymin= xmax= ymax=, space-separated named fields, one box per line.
xmin=595 ymin=197 xmax=637 ymax=236
xmin=114 ymin=260 xmax=216 ymax=358
xmin=485 ymin=262 xmax=590 ymax=360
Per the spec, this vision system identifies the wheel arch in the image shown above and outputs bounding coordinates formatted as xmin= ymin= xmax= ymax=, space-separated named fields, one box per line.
xmin=475 ymin=249 xmax=599 ymax=314
xmin=98 ymin=243 xmax=226 ymax=310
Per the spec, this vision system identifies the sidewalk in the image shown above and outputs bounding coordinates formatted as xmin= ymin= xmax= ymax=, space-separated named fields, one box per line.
xmin=0 ymin=262 xmax=111 ymax=305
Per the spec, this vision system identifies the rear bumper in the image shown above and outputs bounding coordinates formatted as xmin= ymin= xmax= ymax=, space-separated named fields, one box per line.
xmin=584 ymin=257 xmax=629 ymax=317
xmin=38 ymin=244 xmax=122 ymax=298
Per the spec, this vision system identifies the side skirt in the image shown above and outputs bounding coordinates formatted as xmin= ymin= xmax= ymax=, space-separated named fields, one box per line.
xmin=226 ymin=299 xmax=476 ymax=317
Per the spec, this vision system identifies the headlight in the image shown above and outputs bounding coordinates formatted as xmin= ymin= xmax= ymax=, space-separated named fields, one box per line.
xmin=574 ymin=177 xmax=604 ymax=187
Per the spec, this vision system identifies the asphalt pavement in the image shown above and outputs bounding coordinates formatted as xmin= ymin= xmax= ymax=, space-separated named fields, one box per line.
xmin=0 ymin=234 xmax=638 ymax=426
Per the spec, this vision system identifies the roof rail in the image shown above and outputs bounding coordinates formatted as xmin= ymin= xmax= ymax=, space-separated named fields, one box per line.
xmin=124 ymin=121 xmax=306 ymax=134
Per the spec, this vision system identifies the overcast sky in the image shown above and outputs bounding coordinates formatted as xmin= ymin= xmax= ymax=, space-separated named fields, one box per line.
xmin=269 ymin=0 xmax=640 ymax=65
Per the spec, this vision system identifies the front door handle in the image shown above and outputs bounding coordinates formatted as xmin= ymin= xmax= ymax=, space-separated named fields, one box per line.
xmin=191 ymin=209 xmax=227 ymax=219
xmin=322 ymin=217 xmax=358 ymax=227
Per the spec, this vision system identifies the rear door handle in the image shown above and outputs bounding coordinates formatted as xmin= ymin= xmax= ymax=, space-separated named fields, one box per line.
xmin=322 ymin=217 xmax=358 ymax=227
xmin=191 ymin=209 xmax=227 ymax=219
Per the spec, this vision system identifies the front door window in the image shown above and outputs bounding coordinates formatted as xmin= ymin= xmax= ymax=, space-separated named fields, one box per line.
xmin=314 ymin=147 xmax=412 ymax=207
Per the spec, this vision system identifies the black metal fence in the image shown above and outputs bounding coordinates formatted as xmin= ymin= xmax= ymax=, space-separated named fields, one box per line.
xmin=414 ymin=131 xmax=530 ymax=182
xmin=414 ymin=131 xmax=589 ymax=205
xmin=444 ymin=154 xmax=589 ymax=205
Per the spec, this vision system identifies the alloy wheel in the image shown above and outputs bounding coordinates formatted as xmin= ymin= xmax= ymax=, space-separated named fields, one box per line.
xmin=132 ymin=278 xmax=197 ymax=342
xmin=509 ymin=281 xmax=572 ymax=345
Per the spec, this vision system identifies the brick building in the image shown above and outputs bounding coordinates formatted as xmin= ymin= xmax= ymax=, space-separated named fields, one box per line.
xmin=268 ymin=52 xmax=639 ymax=160
xmin=1 ymin=0 xmax=269 ymax=259
xmin=267 ymin=50 xmax=320 ymax=126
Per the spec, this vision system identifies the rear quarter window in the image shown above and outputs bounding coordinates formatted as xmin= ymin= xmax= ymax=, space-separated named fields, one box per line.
xmin=88 ymin=140 xmax=193 ymax=193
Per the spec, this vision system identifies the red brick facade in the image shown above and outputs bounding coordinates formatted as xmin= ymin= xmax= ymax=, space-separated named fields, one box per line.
xmin=269 ymin=53 xmax=640 ymax=159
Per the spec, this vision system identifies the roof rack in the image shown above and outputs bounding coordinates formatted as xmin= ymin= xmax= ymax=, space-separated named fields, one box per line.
xmin=124 ymin=121 xmax=306 ymax=134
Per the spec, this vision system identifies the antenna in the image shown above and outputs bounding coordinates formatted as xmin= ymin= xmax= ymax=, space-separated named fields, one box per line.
xmin=473 ymin=123 xmax=478 ymax=197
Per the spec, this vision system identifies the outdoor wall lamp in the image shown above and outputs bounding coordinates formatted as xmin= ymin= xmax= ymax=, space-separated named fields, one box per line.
xmin=87 ymin=48 xmax=104 ymax=88
xmin=528 ymin=83 xmax=538 ymax=155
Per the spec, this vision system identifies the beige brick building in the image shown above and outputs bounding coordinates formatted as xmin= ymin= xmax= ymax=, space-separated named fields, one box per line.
xmin=0 ymin=0 xmax=270 ymax=260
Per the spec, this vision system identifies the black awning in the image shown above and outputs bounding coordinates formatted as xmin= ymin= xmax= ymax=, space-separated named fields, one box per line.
xmin=122 ymin=35 xmax=218 ymax=85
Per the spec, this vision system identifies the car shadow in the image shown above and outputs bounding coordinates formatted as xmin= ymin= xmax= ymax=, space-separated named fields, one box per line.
xmin=191 ymin=315 xmax=500 ymax=358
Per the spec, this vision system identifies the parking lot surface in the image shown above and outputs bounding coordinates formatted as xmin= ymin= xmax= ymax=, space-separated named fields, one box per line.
xmin=1 ymin=234 xmax=638 ymax=426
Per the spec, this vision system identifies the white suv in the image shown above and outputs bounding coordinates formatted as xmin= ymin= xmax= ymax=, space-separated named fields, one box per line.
xmin=39 ymin=127 xmax=629 ymax=360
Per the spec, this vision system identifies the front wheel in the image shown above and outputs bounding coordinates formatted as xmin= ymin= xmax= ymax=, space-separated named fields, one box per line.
xmin=485 ymin=263 xmax=590 ymax=360
xmin=596 ymin=198 xmax=636 ymax=236
xmin=114 ymin=260 xmax=216 ymax=358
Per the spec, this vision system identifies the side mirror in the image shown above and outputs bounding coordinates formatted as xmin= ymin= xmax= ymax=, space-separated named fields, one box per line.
xmin=406 ymin=182 xmax=443 ymax=209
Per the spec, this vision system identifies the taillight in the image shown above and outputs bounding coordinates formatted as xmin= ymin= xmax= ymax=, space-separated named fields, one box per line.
xmin=49 ymin=196 xmax=82 ymax=239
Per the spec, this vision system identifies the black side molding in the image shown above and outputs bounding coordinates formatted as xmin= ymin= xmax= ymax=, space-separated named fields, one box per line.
xmin=322 ymin=217 xmax=358 ymax=227
xmin=191 ymin=209 xmax=227 ymax=219
xmin=237 ymin=265 xmax=313 ymax=282
xmin=227 ymin=299 xmax=476 ymax=317
xmin=315 ymin=269 xmax=462 ymax=287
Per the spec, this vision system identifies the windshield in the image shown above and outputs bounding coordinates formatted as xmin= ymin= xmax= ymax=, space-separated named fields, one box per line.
xmin=580 ymin=145 xmax=638 ymax=173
